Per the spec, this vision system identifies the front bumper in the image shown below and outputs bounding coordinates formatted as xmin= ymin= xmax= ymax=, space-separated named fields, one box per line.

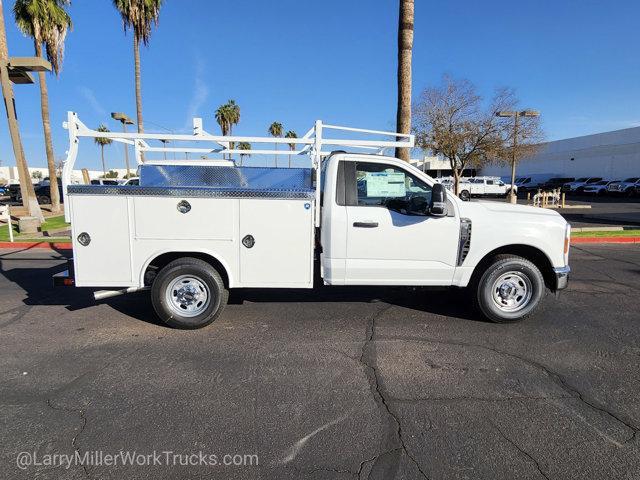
xmin=554 ymin=266 xmax=570 ymax=290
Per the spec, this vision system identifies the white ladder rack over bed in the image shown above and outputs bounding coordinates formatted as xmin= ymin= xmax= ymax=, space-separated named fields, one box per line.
xmin=62 ymin=111 xmax=415 ymax=224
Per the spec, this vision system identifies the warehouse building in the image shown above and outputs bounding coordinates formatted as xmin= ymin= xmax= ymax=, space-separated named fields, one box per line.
xmin=481 ymin=126 xmax=640 ymax=180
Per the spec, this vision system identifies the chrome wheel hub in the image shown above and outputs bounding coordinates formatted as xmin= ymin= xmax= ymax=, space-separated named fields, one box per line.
xmin=166 ymin=275 xmax=210 ymax=317
xmin=491 ymin=271 xmax=532 ymax=312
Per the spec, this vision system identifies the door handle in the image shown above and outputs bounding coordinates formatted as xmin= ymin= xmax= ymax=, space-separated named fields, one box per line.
xmin=353 ymin=221 xmax=378 ymax=228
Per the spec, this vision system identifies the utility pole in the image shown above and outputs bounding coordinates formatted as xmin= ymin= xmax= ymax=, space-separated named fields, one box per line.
xmin=111 ymin=112 xmax=134 ymax=177
xmin=495 ymin=110 xmax=540 ymax=204
xmin=0 ymin=0 xmax=46 ymax=222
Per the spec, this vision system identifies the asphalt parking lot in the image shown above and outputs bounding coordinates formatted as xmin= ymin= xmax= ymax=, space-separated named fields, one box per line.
xmin=1 ymin=245 xmax=639 ymax=479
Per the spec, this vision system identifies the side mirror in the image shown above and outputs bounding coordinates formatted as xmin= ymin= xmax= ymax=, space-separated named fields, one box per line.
xmin=429 ymin=183 xmax=447 ymax=217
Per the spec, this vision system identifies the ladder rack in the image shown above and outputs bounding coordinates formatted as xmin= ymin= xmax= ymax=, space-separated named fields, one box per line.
xmin=62 ymin=111 xmax=415 ymax=225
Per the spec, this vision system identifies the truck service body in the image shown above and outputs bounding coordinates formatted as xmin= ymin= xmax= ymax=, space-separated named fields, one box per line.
xmin=55 ymin=113 xmax=570 ymax=328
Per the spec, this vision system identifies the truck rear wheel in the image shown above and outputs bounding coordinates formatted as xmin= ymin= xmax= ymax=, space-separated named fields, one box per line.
xmin=151 ymin=257 xmax=228 ymax=329
xmin=459 ymin=190 xmax=470 ymax=201
xmin=474 ymin=255 xmax=544 ymax=323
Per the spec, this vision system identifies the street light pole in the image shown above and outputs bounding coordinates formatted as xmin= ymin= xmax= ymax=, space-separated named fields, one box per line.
xmin=111 ymin=112 xmax=134 ymax=177
xmin=496 ymin=110 xmax=540 ymax=204
xmin=0 ymin=0 xmax=48 ymax=223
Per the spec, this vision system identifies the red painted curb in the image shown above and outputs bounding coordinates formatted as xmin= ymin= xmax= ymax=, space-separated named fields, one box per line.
xmin=0 ymin=241 xmax=72 ymax=250
xmin=571 ymin=237 xmax=640 ymax=244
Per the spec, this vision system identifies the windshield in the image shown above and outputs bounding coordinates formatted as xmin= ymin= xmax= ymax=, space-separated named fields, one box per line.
xmin=575 ymin=178 xmax=587 ymax=182
xmin=595 ymin=181 xmax=608 ymax=185
xmin=624 ymin=177 xmax=639 ymax=183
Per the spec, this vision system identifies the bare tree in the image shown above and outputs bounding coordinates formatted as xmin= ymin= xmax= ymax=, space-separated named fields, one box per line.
xmin=414 ymin=76 xmax=508 ymax=195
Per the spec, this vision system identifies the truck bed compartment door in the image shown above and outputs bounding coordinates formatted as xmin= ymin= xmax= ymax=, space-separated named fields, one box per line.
xmin=239 ymin=199 xmax=313 ymax=287
xmin=70 ymin=195 xmax=132 ymax=286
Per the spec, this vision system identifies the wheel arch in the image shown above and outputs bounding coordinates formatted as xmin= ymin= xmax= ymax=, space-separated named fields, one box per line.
xmin=470 ymin=244 xmax=556 ymax=291
xmin=141 ymin=250 xmax=233 ymax=288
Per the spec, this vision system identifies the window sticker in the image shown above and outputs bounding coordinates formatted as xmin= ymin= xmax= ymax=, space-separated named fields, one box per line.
xmin=364 ymin=171 xmax=406 ymax=197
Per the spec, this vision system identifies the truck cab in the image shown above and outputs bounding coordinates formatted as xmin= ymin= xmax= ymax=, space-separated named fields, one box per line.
xmin=320 ymin=153 xmax=569 ymax=296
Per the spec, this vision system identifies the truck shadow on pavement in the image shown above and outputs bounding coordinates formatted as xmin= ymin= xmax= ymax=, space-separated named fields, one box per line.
xmin=0 ymin=247 xmax=487 ymax=328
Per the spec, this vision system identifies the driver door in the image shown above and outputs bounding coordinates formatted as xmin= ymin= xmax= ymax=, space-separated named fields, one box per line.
xmin=343 ymin=161 xmax=459 ymax=285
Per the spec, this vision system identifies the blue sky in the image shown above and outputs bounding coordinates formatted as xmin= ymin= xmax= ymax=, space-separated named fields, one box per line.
xmin=1 ymin=0 xmax=639 ymax=170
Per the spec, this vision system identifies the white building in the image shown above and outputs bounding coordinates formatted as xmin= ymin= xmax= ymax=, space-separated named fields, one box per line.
xmin=0 ymin=166 xmax=134 ymax=185
xmin=481 ymin=126 xmax=640 ymax=180
xmin=410 ymin=155 xmax=478 ymax=178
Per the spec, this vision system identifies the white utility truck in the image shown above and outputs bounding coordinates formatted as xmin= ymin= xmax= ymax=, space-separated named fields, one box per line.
xmin=54 ymin=112 xmax=570 ymax=328
xmin=444 ymin=177 xmax=517 ymax=201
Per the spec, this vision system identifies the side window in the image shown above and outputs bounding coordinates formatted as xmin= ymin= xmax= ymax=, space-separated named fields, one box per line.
xmin=486 ymin=180 xmax=495 ymax=185
xmin=354 ymin=162 xmax=432 ymax=212
xmin=90 ymin=180 xmax=100 ymax=185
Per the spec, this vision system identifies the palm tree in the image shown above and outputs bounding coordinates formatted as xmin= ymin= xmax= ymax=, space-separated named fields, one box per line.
xmin=395 ymin=0 xmax=414 ymax=162
xmin=112 ymin=0 xmax=163 ymax=136
xmin=284 ymin=130 xmax=298 ymax=168
xmin=225 ymin=100 xmax=240 ymax=135
xmin=215 ymin=100 xmax=240 ymax=159
xmin=215 ymin=102 xmax=230 ymax=159
xmin=237 ymin=142 xmax=251 ymax=166
xmin=14 ymin=0 xmax=71 ymax=214
xmin=94 ymin=125 xmax=113 ymax=175
xmin=268 ymin=122 xmax=283 ymax=167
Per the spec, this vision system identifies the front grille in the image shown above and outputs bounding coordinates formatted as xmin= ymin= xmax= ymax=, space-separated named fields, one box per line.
xmin=457 ymin=218 xmax=472 ymax=266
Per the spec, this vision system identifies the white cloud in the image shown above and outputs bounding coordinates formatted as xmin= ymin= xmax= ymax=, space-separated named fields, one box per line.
xmin=182 ymin=57 xmax=210 ymax=132
xmin=79 ymin=86 xmax=107 ymax=117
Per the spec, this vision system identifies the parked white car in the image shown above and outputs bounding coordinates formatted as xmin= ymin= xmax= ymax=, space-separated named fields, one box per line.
xmin=607 ymin=177 xmax=640 ymax=196
xmin=582 ymin=180 xmax=616 ymax=195
xmin=562 ymin=177 xmax=603 ymax=193
xmin=455 ymin=177 xmax=517 ymax=201
xmin=54 ymin=113 xmax=570 ymax=328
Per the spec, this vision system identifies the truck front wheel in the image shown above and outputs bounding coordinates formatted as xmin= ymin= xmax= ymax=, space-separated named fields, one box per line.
xmin=474 ymin=255 xmax=544 ymax=323
xmin=151 ymin=257 xmax=228 ymax=329
xmin=459 ymin=190 xmax=470 ymax=201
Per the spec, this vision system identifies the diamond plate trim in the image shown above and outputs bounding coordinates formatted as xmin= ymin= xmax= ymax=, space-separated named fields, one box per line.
xmin=67 ymin=185 xmax=315 ymax=199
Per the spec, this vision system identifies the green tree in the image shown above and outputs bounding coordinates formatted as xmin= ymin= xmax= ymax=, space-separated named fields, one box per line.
xmin=94 ymin=124 xmax=113 ymax=175
xmin=112 ymin=0 xmax=163 ymax=135
xmin=237 ymin=141 xmax=251 ymax=166
xmin=284 ymin=130 xmax=297 ymax=168
xmin=14 ymin=0 xmax=72 ymax=213
xmin=268 ymin=122 xmax=283 ymax=167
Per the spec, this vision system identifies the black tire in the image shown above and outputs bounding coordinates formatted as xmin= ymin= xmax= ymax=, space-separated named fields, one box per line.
xmin=38 ymin=195 xmax=51 ymax=205
xmin=459 ymin=190 xmax=470 ymax=201
xmin=474 ymin=255 xmax=545 ymax=323
xmin=151 ymin=257 xmax=228 ymax=329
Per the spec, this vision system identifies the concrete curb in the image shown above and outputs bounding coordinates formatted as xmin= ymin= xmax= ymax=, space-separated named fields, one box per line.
xmin=0 ymin=241 xmax=72 ymax=250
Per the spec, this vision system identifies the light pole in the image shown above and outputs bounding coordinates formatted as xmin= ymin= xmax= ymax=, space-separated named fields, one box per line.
xmin=496 ymin=110 xmax=540 ymax=204
xmin=0 ymin=1 xmax=51 ymax=223
xmin=159 ymin=139 xmax=169 ymax=160
xmin=111 ymin=112 xmax=134 ymax=177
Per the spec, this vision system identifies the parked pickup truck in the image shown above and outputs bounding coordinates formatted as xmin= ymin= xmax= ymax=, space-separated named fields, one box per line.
xmin=54 ymin=113 xmax=570 ymax=329
xmin=454 ymin=177 xmax=517 ymax=201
